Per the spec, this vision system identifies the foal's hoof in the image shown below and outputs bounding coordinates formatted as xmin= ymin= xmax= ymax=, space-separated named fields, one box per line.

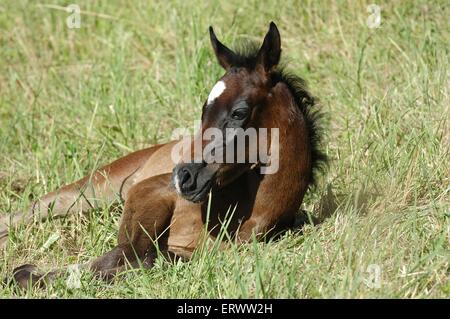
xmin=11 ymin=264 xmax=46 ymax=289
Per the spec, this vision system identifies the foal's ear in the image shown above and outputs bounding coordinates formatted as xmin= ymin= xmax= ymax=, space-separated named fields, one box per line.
xmin=209 ymin=26 xmax=236 ymax=70
xmin=256 ymin=22 xmax=281 ymax=73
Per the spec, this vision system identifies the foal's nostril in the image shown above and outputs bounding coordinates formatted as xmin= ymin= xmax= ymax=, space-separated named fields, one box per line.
xmin=179 ymin=167 xmax=195 ymax=191
xmin=180 ymin=168 xmax=191 ymax=185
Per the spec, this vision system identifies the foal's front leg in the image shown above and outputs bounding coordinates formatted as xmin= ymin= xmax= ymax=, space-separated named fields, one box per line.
xmin=88 ymin=244 xmax=156 ymax=281
xmin=10 ymin=174 xmax=177 ymax=288
xmin=89 ymin=173 xmax=176 ymax=279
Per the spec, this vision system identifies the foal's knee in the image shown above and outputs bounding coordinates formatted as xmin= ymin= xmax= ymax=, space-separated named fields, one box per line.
xmin=117 ymin=176 xmax=175 ymax=252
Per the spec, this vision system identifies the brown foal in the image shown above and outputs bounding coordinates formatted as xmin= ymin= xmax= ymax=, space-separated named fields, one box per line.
xmin=4 ymin=22 xmax=325 ymax=288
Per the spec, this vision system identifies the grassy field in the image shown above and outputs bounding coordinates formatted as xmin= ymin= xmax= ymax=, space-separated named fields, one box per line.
xmin=0 ymin=0 xmax=448 ymax=298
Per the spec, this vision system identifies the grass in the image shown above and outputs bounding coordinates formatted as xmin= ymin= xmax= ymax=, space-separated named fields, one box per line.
xmin=0 ymin=0 xmax=448 ymax=298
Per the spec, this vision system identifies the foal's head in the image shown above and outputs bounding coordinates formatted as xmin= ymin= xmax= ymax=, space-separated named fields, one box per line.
xmin=173 ymin=22 xmax=286 ymax=203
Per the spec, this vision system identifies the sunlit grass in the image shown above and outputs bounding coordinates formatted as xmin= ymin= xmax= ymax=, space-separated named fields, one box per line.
xmin=0 ymin=0 xmax=448 ymax=298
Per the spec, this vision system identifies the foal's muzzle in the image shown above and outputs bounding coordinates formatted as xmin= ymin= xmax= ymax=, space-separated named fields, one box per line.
xmin=172 ymin=162 xmax=216 ymax=203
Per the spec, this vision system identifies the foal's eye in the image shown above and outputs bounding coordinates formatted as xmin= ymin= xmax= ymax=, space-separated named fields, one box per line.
xmin=231 ymin=108 xmax=249 ymax=120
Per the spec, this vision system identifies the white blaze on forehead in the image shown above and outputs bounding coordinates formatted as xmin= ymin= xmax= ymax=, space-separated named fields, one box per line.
xmin=207 ymin=81 xmax=226 ymax=105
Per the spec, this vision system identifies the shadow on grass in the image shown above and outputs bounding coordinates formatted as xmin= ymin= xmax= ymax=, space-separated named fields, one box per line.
xmin=284 ymin=183 xmax=381 ymax=238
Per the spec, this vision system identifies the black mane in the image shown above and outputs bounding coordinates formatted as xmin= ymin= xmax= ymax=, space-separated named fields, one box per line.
xmin=231 ymin=41 xmax=327 ymax=187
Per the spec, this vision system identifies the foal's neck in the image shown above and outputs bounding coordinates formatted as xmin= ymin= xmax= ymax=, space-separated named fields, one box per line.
xmin=254 ymin=82 xmax=311 ymax=215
